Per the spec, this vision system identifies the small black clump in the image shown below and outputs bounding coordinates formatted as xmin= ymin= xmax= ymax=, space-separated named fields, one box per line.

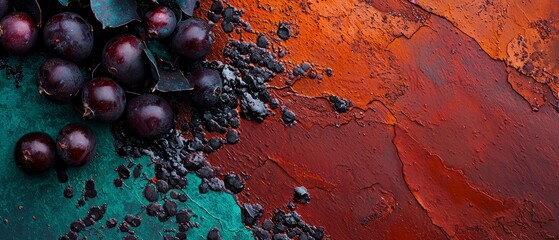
xmin=281 ymin=107 xmax=297 ymax=126
xmin=293 ymin=186 xmax=311 ymax=204
xmin=63 ymin=185 xmax=74 ymax=199
xmin=277 ymin=23 xmax=291 ymax=40
xmin=329 ymin=95 xmax=353 ymax=113
xmin=207 ymin=227 xmax=223 ymax=240
xmin=106 ymin=218 xmax=117 ymax=228
xmin=143 ymin=184 xmax=159 ymax=202
xmin=124 ymin=214 xmax=142 ymax=227
xmin=116 ymin=164 xmax=131 ymax=179
xmin=241 ymin=203 xmax=263 ymax=226
xmin=224 ymin=173 xmax=244 ymax=194
xmin=257 ymin=34 xmax=270 ymax=48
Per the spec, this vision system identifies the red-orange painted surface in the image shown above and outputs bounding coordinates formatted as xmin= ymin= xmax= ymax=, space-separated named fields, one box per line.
xmin=195 ymin=0 xmax=559 ymax=239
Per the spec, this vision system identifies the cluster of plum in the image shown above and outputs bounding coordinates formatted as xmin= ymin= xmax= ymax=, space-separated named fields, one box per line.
xmin=2 ymin=0 xmax=222 ymax=175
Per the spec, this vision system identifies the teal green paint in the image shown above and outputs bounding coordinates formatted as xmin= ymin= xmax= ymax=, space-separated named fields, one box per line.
xmin=0 ymin=55 xmax=252 ymax=239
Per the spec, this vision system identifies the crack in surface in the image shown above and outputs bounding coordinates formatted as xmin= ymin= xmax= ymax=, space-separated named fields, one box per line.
xmin=389 ymin=125 xmax=452 ymax=240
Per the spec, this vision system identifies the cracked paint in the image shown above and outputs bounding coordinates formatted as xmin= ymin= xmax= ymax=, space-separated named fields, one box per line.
xmin=192 ymin=0 xmax=559 ymax=239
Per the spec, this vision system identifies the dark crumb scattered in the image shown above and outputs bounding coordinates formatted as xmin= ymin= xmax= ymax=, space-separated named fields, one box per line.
xmin=270 ymin=98 xmax=280 ymax=109
xmin=176 ymin=209 xmax=191 ymax=223
xmin=84 ymin=179 xmax=97 ymax=200
xmin=241 ymin=203 xmax=263 ymax=226
xmin=146 ymin=203 xmax=163 ymax=217
xmin=225 ymin=129 xmax=240 ymax=144
xmin=63 ymin=185 xmax=74 ymax=199
xmin=277 ymin=22 xmax=291 ymax=40
xmin=116 ymin=164 xmax=131 ymax=179
xmin=55 ymin=163 xmax=69 ymax=183
xmin=119 ymin=221 xmax=130 ymax=232
xmin=287 ymin=202 xmax=296 ymax=211
xmin=87 ymin=204 xmax=107 ymax=221
xmin=123 ymin=235 xmax=138 ymax=240
xmin=70 ymin=220 xmax=85 ymax=232
xmin=83 ymin=218 xmax=94 ymax=227
xmin=133 ymin=163 xmax=143 ymax=178
xmin=293 ymin=186 xmax=311 ymax=204
xmin=178 ymin=193 xmax=188 ymax=202
xmin=114 ymin=178 xmax=123 ymax=187
xmin=163 ymin=199 xmax=178 ymax=216
xmin=224 ymin=173 xmax=244 ymax=194
xmin=207 ymin=227 xmax=223 ymax=240
xmin=125 ymin=214 xmax=142 ymax=227
xmin=281 ymin=107 xmax=297 ymax=126
xmin=143 ymin=183 xmax=159 ymax=202
xmin=329 ymin=95 xmax=353 ymax=113
xmin=308 ymin=71 xmax=317 ymax=79
xmin=157 ymin=179 xmax=170 ymax=194
xmin=257 ymin=34 xmax=270 ymax=48
xmin=249 ymin=205 xmax=325 ymax=240
xmin=77 ymin=199 xmax=86 ymax=208
xmin=324 ymin=68 xmax=333 ymax=77
xmin=106 ymin=218 xmax=117 ymax=228
xmin=199 ymin=182 xmax=210 ymax=194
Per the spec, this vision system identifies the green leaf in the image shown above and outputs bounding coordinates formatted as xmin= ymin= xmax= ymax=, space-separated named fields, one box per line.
xmin=176 ymin=0 xmax=199 ymax=16
xmin=153 ymin=69 xmax=193 ymax=92
xmin=146 ymin=39 xmax=174 ymax=64
xmin=144 ymin=47 xmax=192 ymax=92
xmin=90 ymin=0 xmax=139 ymax=29
xmin=58 ymin=0 xmax=71 ymax=6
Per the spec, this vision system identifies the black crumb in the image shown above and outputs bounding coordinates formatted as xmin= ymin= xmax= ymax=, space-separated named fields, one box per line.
xmin=329 ymin=95 xmax=353 ymax=113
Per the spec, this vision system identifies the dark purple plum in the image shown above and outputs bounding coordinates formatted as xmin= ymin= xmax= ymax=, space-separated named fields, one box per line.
xmin=144 ymin=6 xmax=177 ymax=39
xmin=14 ymin=132 xmax=56 ymax=175
xmin=102 ymin=34 xmax=148 ymax=86
xmin=43 ymin=12 xmax=94 ymax=62
xmin=170 ymin=18 xmax=213 ymax=60
xmin=82 ymin=77 xmax=126 ymax=123
xmin=37 ymin=58 xmax=85 ymax=103
xmin=0 ymin=12 xmax=38 ymax=54
xmin=188 ymin=67 xmax=223 ymax=107
xmin=125 ymin=94 xmax=174 ymax=139
xmin=0 ymin=0 xmax=8 ymax=18
xmin=56 ymin=123 xmax=96 ymax=167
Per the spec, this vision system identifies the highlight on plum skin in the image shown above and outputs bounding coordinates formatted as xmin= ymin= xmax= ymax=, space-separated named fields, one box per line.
xmin=43 ymin=12 xmax=94 ymax=62
xmin=0 ymin=12 xmax=38 ymax=55
xmin=82 ymin=77 xmax=126 ymax=123
xmin=56 ymin=123 xmax=97 ymax=167
xmin=125 ymin=94 xmax=174 ymax=139
xmin=14 ymin=132 xmax=57 ymax=175
xmin=37 ymin=58 xmax=85 ymax=104
xmin=144 ymin=5 xmax=177 ymax=39
xmin=102 ymin=34 xmax=148 ymax=86
xmin=170 ymin=18 xmax=214 ymax=61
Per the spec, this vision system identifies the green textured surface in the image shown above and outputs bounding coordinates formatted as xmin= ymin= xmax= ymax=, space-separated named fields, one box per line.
xmin=0 ymin=54 xmax=252 ymax=239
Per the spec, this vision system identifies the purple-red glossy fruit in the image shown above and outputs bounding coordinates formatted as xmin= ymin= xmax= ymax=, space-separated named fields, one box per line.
xmin=0 ymin=0 xmax=9 ymax=19
xmin=0 ymin=12 xmax=38 ymax=54
xmin=188 ymin=67 xmax=223 ymax=107
xmin=82 ymin=77 xmax=126 ymax=123
xmin=14 ymin=132 xmax=56 ymax=175
xmin=170 ymin=18 xmax=213 ymax=60
xmin=125 ymin=94 xmax=174 ymax=139
xmin=56 ymin=123 xmax=96 ymax=167
xmin=37 ymin=58 xmax=85 ymax=103
xmin=144 ymin=6 xmax=177 ymax=39
xmin=102 ymin=34 xmax=148 ymax=86
xmin=43 ymin=12 xmax=94 ymax=62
